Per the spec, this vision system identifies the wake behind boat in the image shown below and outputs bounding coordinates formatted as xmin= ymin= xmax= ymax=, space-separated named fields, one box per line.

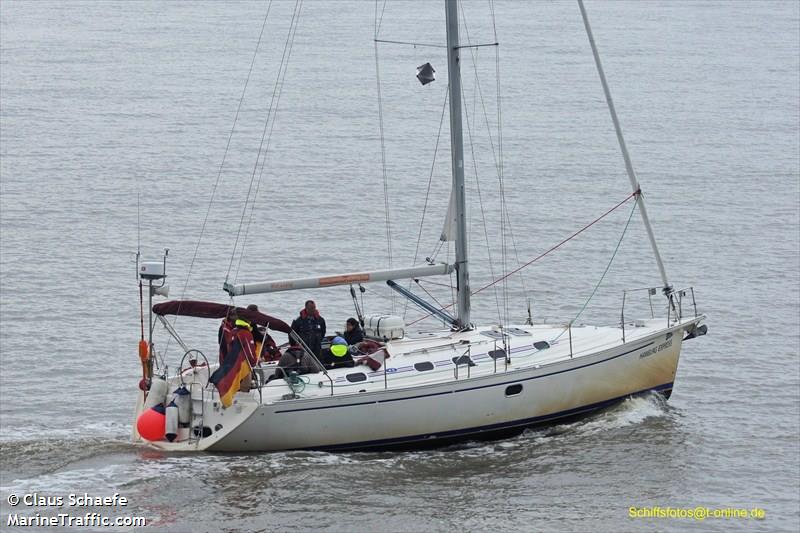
xmin=131 ymin=0 xmax=707 ymax=453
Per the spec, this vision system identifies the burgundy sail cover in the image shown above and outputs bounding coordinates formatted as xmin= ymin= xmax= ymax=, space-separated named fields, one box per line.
xmin=152 ymin=300 xmax=291 ymax=333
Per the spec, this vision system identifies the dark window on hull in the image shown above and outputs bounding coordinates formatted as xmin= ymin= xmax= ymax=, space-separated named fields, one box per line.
xmin=505 ymin=384 xmax=523 ymax=396
xmin=488 ymin=349 xmax=507 ymax=360
xmin=414 ymin=361 xmax=434 ymax=371
xmin=346 ymin=373 xmax=367 ymax=383
xmin=452 ymin=355 xmax=476 ymax=367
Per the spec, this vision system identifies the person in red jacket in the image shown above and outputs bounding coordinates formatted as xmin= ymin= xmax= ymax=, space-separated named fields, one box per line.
xmin=291 ymin=300 xmax=326 ymax=357
xmin=246 ymin=304 xmax=281 ymax=362
xmin=218 ymin=307 xmax=237 ymax=365
xmin=210 ymin=316 xmax=259 ymax=406
xmin=231 ymin=317 xmax=258 ymax=392
xmin=232 ymin=319 xmax=258 ymax=366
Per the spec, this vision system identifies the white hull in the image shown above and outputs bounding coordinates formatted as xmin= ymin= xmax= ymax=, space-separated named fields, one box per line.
xmin=135 ymin=316 xmax=703 ymax=452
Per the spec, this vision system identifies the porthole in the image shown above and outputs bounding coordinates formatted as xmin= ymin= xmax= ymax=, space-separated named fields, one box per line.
xmin=346 ymin=373 xmax=367 ymax=383
xmin=505 ymin=384 xmax=523 ymax=396
xmin=533 ymin=341 xmax=550 ymax=350
xmin=414 ymin=361 xmax=434 ymax=372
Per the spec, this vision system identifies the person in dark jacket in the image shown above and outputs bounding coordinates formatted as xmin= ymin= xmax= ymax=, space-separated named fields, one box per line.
xmin=342 ymin=317 xmax=364 ymax=345
xmin=269 ymin=337 xmax=318 ymax=381
xmin=320 ymin=336 xmax=355 ymax=370
xmin=291 ymin=300 xmax=326 ymax=357
xmin=246 ymin=304 xmax=281 ymax=362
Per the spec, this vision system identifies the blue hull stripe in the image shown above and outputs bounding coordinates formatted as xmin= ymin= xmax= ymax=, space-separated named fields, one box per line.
xmin=275 ymin=340 xmax=655 ymax=414
xmin=313 ymin=382 xmax=674 ymax=452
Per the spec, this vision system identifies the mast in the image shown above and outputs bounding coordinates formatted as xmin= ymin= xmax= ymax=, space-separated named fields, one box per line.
xmin=445 ymin=0 xmax=471 ymax=328
xmin=577 ymin=0 xmax=671 ymax=292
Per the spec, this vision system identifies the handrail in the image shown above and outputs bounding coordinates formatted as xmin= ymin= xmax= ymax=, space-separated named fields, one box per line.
xmin=621 ymin=285 xmax=699 ymax=341
xmin=568 ymin=322 xmax=573 ymax=357
xmin=453 ymin=346 xmax=472 ymax=380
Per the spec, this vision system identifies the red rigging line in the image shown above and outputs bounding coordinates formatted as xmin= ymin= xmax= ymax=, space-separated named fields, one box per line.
xmin=407 ymin=190 xmax=639 ymax=326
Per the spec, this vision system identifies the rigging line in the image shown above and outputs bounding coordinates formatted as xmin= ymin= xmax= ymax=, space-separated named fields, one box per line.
xmin=416 ymin=278 xmax=455 ymax=289
xmin=488 ymin=0 xmax=517 ymax=294
xmin=414 ymin=279 xmax=448 ymax=310
xmin=374 ymin=23 xmax=394 ymax=313
xmin=361 ymin=285 xmax=397 ymax=307
xmin=410 ymin=89 xmax=448 ymax=267
xmin=136 ymin=193 xmax=141 ymax=255
xmin=226 ymin=0 xmax=301 ymax=283
xmin=495 ymin=12 xmax=509 ymax=327
xmin=234 ymin=0 xmax=303 ymax=282
xmin=458 ymin=2 xmax=516 ymax=324
xmin=162 ymin=3 xmax=272 ymax=356
xmin=448 ymin=241 xmax=456 ymax=312
xmin=459 ymin=8 xmax=529 ymax=307
xmin=177 ymin=0 xmax=272 ymax=297
xmin=373 ymin=39 xmax=446 ymax=49
xmin=374 ymin=0 xmax=388 ymax=39
xmin=231 ymin=0 xmax=301 ymax=282
xmin=492 ymin=11 xmax=508 ymax=326
xmin=488 ymin=0 xmax=498 ymax=42
xmin=428 ymin=237 xmax=445 ymax=263
xmin=474 ymin=191 xmax=637 ymax=297
xmin=404 ymin=88 xmax=449 ymax=319
xmin=359 ymin=284 xmax=366 ymax=318
xmin=551 ymin=200 xmax=638 ymax=343
xmin=406 ymin=191 xmax=638 ymax=326
xmin=461 ymin=78 xmax=503 ymax=324
xmin=454 ymin=42 xmax=499 ymax=49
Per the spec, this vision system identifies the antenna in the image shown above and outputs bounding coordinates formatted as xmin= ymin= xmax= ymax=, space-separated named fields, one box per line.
xmin=137 ymin=193 xmax=141 ymax=255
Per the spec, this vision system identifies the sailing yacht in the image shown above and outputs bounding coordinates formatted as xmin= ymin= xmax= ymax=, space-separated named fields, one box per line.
xmin=132 ymin=0 xmax=707 ymax=452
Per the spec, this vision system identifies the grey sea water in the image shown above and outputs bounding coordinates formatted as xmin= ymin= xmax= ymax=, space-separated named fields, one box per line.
xmin=1 ymin=1 xmax=798 ymax=532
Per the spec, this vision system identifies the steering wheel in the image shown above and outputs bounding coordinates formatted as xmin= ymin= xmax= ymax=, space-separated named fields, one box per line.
xmin=179 ymin=349 xmax=210 ymax=387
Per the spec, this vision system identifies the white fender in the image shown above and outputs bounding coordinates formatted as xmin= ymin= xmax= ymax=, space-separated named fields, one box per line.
xmin=143 ymin=377 xmax=168 ymax=411
xmin=165 ymin=401 xmax=179 ymax=442
xmin=174 ymin=386 xmax=191 ymax=426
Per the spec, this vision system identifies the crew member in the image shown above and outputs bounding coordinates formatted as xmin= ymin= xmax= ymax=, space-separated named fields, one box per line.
xmin=231 ymin=317 xmax=258 ymax=392
xmin=291 ymin=300 xmax=326 ymax=357
xmin=218 ymin=307 xmax=237 ymax=364
xmin=246 ymin=304 xmax=281 ymax=362
xmin=270 ymin=337 xmax=318 ymax=381
xmin=321 ymin=336 xmax=355 ymax=370
xmin=342 ymin=317 xmax=364 ymax=345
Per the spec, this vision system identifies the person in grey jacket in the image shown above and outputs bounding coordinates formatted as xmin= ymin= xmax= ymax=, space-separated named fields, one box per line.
xmin=271 ymin=337 xmax=318 ymax=381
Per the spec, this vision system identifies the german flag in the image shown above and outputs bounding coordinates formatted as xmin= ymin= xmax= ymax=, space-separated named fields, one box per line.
xmin=210 ymin=343 xmax=251 ymax=408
